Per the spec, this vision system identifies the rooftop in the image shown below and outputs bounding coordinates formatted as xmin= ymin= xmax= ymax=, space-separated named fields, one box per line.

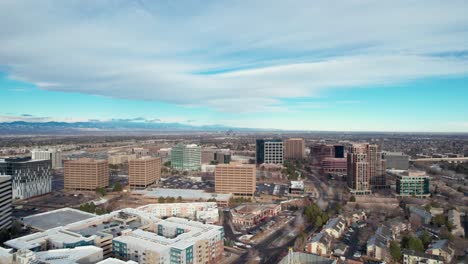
xmin=22 ymin=208 xmax=96 ymax=231
xmin=34 ymin=246 xmax=102 ymax=264
xmin=134 ymin=188 xmax=231 ymax=201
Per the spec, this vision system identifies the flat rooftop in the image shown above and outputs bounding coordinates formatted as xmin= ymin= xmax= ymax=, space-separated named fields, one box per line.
xmin=134 ymin=188 xmax=231 ymax=201
xmin=22 ymin=208 xmax=96 ymax=231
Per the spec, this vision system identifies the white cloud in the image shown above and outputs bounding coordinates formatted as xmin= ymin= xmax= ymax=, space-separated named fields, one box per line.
xmin=0 ymin=0 xmax=467 ymax=112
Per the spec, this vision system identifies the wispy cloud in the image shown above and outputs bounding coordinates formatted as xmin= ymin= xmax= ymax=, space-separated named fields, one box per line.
xmin=0 ymin=1 xmax=467 ymax=112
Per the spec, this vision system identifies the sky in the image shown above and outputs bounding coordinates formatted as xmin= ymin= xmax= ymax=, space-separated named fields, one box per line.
xmin=1 ymin=0 xmax=468 ymax=132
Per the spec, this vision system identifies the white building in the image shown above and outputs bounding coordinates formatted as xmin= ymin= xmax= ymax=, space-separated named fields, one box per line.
xmin=264 ymin=141 xmax=283 ymax=164
xmin=0 ymin=175 xmax=12 ymax=229
xmin=136 ymin=202 xmax=219 ymax=224
xmin=0 ymin=157 xmax=52 ymax=200
xmin=6 ymin=207 xmax=224 ymax=264
xmin=0 ymin=246 xmax=103 ymax=264
xmin=32 ymin=149 xmax=63 ymax=169
xmin=113 ymin=217 xmax=224 ymax=264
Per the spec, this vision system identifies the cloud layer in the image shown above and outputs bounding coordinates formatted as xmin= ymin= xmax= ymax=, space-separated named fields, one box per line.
xmin=1 ymin=0 xmax=468 ymax=111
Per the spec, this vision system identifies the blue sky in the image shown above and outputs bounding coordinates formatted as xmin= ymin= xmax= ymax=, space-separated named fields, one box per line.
xmin=1 ymin=0 xmax=468 ymax=132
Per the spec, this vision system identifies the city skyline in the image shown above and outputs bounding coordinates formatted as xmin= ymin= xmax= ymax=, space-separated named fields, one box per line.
xmin=1 ymin=1 xmax=468 ymax=132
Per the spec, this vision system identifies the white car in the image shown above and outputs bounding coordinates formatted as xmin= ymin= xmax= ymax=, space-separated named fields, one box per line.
xmin=353 ymin=252 xmax=362 ymax=258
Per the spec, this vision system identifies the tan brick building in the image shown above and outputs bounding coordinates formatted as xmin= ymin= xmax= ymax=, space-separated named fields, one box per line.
xmin=284 ymin=138 xmax=305 ymax=160
xmin=215 ymin=163 xmax=256 ymax=197
xmin=64 ymin=158 xmax=108 ymax=190
xmin=128 ymin=157 xmax=161 ymax=188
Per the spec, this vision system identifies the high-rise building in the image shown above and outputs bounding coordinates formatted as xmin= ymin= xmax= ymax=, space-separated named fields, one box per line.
xmin=128 ymin=157 xmax=161 ymax=188
xmin=334 ymin=145 xmax=345 ymax=158
xmin=171 ymin=144 xmax=201 ymax=170
xmin=396 ymin=171 xmax=430 ymax=198
xmin=31 ymin=149 xmax=63 ymax=169
xmin=347 ymin=143 xmax=386 ymax=195
xmin=256 ymin=139 xmax=283 ymax=165
xmin=0 ymin=175 xmax=12 ymax=229
xmin=284 ymin=138 xmax=305 ymax=160
xmin=202 ymin=149 xmax=231 ymax=164
xmin=64 ymin=158 xmax=109 ymax=190
xmin=0 ymin=157 xmax=52 ymax=200
xmin=215 ymin=163 xmax=256 ymax=197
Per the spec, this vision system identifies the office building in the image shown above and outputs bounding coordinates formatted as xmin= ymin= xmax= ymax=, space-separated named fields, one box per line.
xmin=171 ymin=144 xmax=201 ymax=170
xmin=64 ymin=158 xmax=109 ymax=190
xmin=132 ymin=148 xmax=149 ymax=158
xmin=311 ymin=144 xmax=345 ymax=164
xmin=215 ymin=163 xmax=256 ymax=197
xmin=284 ymin=138 xmax=305 ymax=160
xmin=382 ymin=152 xmax=409 ymax=170
xmin=0 ymin=157 xmax=52 ymax=200
xmin=256 ymin=139 xmax=283 ymax=165
xmin=334 ymin=145 xmax=345 ymax=158
xmin=347 ymin=143 xmax=386 ymax=195
xmin=396 ymin=171 xmax=430 ymax=198
xmin=31 ymin=149 xmax=63 ymax=169
xmin=202 ymin=149 xmax=231 ymax=164
xmin=128 ymin=157 xmax=161 ymax=188
xmin=0 ymin=176 xmax=12 ymax=229
xmin=321 ymin=157 xmax=347 ymax=176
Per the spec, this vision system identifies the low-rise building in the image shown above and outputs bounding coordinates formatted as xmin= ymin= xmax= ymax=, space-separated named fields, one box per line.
xmin=448 ymin=209 xmax=465 ymax=237
xmin=382 ymin=152 xmax=409 ymax=170
xmin=402 ymin=249 xmax=444 ymax=264
xmin=425 ymin=240 xmax=455 ymax=263
xmin=306 ymin=232 xmax=332 ymax=256
xmin=366 ymin=226 xmax=393 ymax=261
xmin=322 ymin=216 xmax=347 ymax=239
xmin=136 ymin=202 xmax=219 ymax=224
xmin=7 ymin=207 xmax=224 ymax=264
xmin=279 ymin=249 xmax=337 ymax=264
xmin=230 ymin=203 xmax=281 ymax=228
xmin=408 ymin=205 xmax=432 ymax=225
xmin=396 ymin=171 xmax=430 ymax=198
xmin=289 ymin=180 xmax=305 ymax=195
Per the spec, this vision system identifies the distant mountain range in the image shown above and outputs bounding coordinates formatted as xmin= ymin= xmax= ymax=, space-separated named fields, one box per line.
xmin=0 ymin=120 xmax=256 ymax=135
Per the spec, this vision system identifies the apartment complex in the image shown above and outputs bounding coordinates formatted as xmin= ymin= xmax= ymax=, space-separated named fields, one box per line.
xmin=64 ymin=158 xmax=109 ymax=190
xmin=171 ymin=144 xmax=201 ymax=170
xmin=215 ymin=163 xmax=256 ymax=197
xmin=0 ymin=175 xmax=12 ymax=229
xmin=113 ymin=217 xmax=224 ymax=264
xmin=128 ymin=157 xmax=161 ymax=188
xmin=6 ymin=207 xmax=224 ymax=264
xmin=396 ymin=170 xmax=430 ymax=198
xmin=347 ymin=143 xmax=386 ymax=195
xmin=136 ymin=202 xmax=219 ymax=224
xmin=284 ymin=138 xmax=305 ymax=160
xmin=0 ymin=157 xmax=52 ymax=200
xmin=256 ymin=139 xmax=283 ymax=165
xmin=31 ymin=149 xmax=63 ymax=169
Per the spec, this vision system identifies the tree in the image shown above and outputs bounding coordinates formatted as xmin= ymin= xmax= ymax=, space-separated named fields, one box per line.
xmin=315 ymin=215 xmax=323 ymax=227
xmin=424 ymin=204 xmax=432 ymax=212
xmin=113 ymin=182 xmax=123 ymax=192
xmin=163 ymin=161 xmax=171 ymax=167
xmin=390 ymin=240 xmax=402 ymax=262
xmin=408 ymin=236 xmax=424 ymax=252
xmin=433 ymin=214 xmax=446 ymax=227
xmin=158 ymin=196 xmax=166 ymax=203
xmin=96 ymin=187 xmax=106 ymax=196
xmin=440 ymin=227 xmax=454 ymax=241
xmin=350 ymin=196 xmax=356 ymax=202
xmin=420 ymin=230 xmax=432 ymax=248
xmin=176 ymin=196 xmax=183 ymax=202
